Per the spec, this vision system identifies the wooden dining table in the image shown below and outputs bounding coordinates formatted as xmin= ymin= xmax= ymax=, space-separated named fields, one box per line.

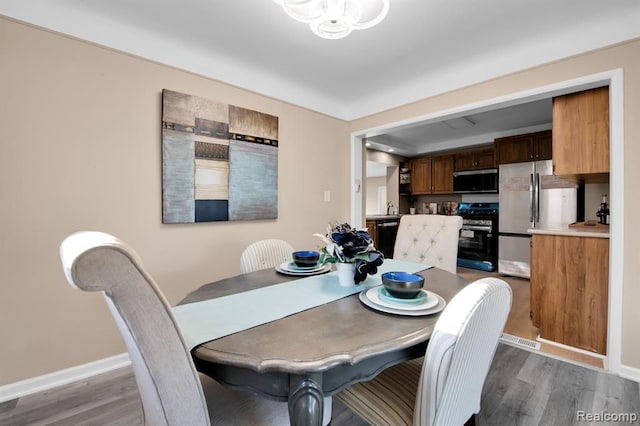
xmin=179 ymin=265 xmax=469 ymax=426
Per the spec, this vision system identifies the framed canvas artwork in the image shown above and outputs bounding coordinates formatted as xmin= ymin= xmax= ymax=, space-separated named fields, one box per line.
xmin=161 ymin=89 xmax=278 ymax=223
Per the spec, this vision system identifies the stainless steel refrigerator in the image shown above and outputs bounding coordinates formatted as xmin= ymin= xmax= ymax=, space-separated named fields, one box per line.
xmin=498 ymin=160 xmax=577 ymax=278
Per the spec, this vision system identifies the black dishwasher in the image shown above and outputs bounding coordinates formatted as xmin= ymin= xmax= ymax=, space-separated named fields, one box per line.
xmin=376 ymin=219 xmax=399 ymax=259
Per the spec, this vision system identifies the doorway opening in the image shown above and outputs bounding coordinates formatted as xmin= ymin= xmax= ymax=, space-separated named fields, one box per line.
xmin=350 ymin=69 xmax=624 ymax=374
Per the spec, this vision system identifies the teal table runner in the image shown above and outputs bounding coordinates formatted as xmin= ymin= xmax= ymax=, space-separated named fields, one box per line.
xmin=173 ymin=259 xmax=431 ymax=350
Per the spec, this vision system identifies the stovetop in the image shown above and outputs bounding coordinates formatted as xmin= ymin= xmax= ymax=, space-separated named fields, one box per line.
xmin=455 ymin=202 xmax=499 ymax=216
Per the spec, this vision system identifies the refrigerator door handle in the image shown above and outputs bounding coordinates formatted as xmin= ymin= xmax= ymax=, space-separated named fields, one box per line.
xmin=529 ymin=173 xmax=535 ymax=223
xmin=533 ymin=173 xmax=540 ymax=223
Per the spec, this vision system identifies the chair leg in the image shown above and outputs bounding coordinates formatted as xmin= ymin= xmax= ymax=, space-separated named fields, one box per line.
xmin=464 ymin=413 xmax=476 ymax=426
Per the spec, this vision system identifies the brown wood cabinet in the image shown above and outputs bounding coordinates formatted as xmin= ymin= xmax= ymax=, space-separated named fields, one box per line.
xmin=530 ymin=234 xmax=609 ymax=355
xmin=366 ymin=220 xmax=377 ymax=247
xmin=399 ymin=160 xmax=411 ymax=195
xmin=411 ymin=155 xmax=453 ymax=195
xmin=552 ymin=87 xmax=609 ymax=180
xmin=454 ymin=147 xmax=495 ymax=171
xmin=495 ymin=130 xmax=552 ymax=164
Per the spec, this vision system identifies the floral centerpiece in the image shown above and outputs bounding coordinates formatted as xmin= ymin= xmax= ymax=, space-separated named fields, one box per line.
xmin=314 ymin=222 xmax=384 ymax=284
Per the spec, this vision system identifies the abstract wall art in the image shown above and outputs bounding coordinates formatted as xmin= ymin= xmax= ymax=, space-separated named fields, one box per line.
xmin=161 ymin=89 xmax=278 ymax=223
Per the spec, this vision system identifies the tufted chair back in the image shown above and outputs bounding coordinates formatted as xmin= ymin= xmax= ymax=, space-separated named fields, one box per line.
xmin=393 ymin=215 xmax=463 ymax=274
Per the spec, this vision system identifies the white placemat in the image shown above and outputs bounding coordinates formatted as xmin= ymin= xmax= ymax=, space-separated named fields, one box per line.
xmin=173 ymin=259 xmax=431 ymax=350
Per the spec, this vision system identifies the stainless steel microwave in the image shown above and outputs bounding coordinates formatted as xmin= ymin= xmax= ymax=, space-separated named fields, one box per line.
xmin=453 ymin=168 xmax=498 ymax=193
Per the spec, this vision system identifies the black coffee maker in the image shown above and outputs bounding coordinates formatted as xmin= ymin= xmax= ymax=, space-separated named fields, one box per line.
xmin=596 ymin=194 xmax=610 ymax=225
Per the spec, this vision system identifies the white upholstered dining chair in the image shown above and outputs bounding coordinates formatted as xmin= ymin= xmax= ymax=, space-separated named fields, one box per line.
xmin=393 ymin=214 xmax=463 ymax=274
xmin=240 ymin=238 xmax=295 ymax=273
xmin=336 ymin=277 xmax=512 ymax=426
xmin=59 ymin=231 xmax=291 ymax=426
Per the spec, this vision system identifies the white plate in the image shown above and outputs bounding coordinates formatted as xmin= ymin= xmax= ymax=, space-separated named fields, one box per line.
xmin=275 ymin=263 xmax=331 ymax=276
xmin=366 ymin=287 xmax=439 ymax=311
xmin=278 ymin=261 xmax=326 ymax=273
xmin=359 ymin=287 xmax=446 ymax=316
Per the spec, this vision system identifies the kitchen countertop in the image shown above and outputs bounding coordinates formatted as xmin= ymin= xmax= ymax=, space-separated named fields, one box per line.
xmin=528 ymin=224 xmax=610 ymax=238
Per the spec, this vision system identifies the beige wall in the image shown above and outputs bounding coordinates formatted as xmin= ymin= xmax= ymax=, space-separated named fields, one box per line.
xmin=585 ymin=183 xmax=610 ymax=222
xmin=365 ymin=176 xmax=386 ymax=214
xmin=0 ymin=18 xmax=351 ymax=384
xmin=350 ymin=39 xmax=640 ymax=370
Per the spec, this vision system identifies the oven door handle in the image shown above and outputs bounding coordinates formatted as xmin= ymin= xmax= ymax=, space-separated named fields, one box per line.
xmin=461 ymin=225 xmax=492 ymax=232
xmin=378 ymin=222 xmax=399 ymax=227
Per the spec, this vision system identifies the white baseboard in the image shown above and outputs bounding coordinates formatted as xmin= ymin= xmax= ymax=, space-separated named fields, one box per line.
xmin=618 ymin=364 xmax=640 ymax=383
xmin=0 ymin=353 xmax=130 ymax=403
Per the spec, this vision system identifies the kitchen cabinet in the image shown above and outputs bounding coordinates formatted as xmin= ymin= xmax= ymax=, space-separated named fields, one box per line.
xmin=411 ymin=155 xmax=454 ymax=195
xmin=454 ymin=147 xmax=495 ymax=171
xmin=530 ymin=234 xmax=609 ymax=355
xmin=552 ymin=86 xmax=609 ymax=181
xmin=366 ymin=220 xmax=377 ymax=247
xmin=494 ymin=130 xmax=552 ymax=164
xmin=399 ymin=160 xmax=411 ymax=195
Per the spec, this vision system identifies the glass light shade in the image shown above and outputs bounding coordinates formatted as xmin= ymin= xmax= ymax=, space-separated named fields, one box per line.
xmin=273 ymin=0 xmax=389 ymax=39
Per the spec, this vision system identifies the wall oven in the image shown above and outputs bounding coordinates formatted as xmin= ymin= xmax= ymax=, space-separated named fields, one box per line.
xmin=456 ymin=203 xmax=499 ymax=272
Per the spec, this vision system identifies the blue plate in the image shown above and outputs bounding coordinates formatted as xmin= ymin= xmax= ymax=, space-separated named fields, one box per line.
xmin=378 ymin=287 xmax=427 ymax=304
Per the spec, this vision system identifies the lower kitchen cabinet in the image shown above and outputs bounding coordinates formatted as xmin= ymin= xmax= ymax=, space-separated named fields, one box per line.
xmin=366 ymin=220 xmax=377 ymax=247
xmin=530 ymin=234 xmax=609 ymax=355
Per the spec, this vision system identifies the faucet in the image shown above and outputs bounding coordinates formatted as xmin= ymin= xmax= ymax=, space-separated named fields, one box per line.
xmin=386 ymin=202 xmax=395 ymax=215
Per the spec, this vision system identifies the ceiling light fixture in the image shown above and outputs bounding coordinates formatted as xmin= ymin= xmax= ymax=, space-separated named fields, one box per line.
xmin=273 ymin=0 xmax=389 ymax=40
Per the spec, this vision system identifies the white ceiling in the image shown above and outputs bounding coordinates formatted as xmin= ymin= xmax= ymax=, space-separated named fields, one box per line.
xmin=2 ymin=0 xmax=639 ymax=159
xmin=366 ymin=98 xmax=553 ymax=157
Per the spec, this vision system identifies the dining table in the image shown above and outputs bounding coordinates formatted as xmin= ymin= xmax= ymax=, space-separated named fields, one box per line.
xmin=176 ymin=261 xmax=469 ymax=426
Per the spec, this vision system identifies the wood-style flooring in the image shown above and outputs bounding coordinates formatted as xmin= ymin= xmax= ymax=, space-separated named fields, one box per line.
xmin=456 ymin=267 xmax=605 ymax=368
xmin=2 ymin=343 xmax=638 ymax=426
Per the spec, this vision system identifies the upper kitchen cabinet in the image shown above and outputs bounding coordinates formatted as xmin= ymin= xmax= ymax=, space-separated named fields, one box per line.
xmin=552 ymin=86 xmax=609 ymax=181
xmin=411 ymin=155 xmax=454 ymax=195
xmin=454 ymin=146 xmax=496 ymax=171
xmin=399 ymin=160 xmax=411 ymax=195
xmin=494 ymin=130 xmax=552 ymax=164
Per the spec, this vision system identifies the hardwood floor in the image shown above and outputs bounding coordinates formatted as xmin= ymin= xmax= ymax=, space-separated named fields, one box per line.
xmin=480 ymin=344 xmax=639 ymax=426
xmin=2 ymin=344 xmax=637 ymax=426
xmin=457 ymin=267 xmax=605 ymax=369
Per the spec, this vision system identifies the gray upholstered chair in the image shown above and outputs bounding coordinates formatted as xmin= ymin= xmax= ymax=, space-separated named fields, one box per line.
xmin=240 ymin=238 xmax=295 ymax=273
xmin=337 ymin=277 xmax=512 ymax=426
xmin=59 ymin=231 xmax=290 ymax=426
xmin=393 ymin=214 xmax=463 ymax=274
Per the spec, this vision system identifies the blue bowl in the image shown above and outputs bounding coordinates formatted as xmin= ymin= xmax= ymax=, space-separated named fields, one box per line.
xmin=292 ymin=250 xmax=320 ymax=268
xmin=381 ymin=272 xmax=425 ymax=299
